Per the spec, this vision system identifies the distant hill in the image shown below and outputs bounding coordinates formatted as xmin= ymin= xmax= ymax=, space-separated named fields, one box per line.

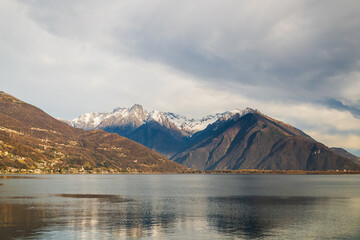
xmin=331 ymin=148 xmax=360 ymax=164
xmin=0 ymin=92 xmax=187 ymax=173
xmin=171 ymin=112 xmax=360 ymax=171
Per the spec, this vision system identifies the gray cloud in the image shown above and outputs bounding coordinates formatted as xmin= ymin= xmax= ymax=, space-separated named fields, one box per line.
xmin=20 ymin=1 xmax=360 ymax=104
xmin=2 ymin=0 xmax=360 ymax=154
xmin=109 ymin=0 xmax=360 ymax=113
xmin=325 ymin=99 xmax=360 ymax=119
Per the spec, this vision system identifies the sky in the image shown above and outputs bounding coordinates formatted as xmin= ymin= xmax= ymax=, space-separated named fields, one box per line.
xmin=1 ymin=0 xmax=360 ymax=155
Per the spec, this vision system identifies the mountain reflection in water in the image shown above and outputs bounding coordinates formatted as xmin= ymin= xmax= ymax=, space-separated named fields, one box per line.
xmin=0 ymin=174 xmax=360 ymax=239
xmin=206 ymin=196 xmax=325 ymax=238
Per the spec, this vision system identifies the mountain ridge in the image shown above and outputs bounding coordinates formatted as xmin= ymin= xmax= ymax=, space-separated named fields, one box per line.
xmin=171 ymin=112 xmax=359 ymax=171
xmin=331 ymin=148 xmax=360 ymax=164
xmin=65 ymin=104 xmax=254 ymax=157
xmin=69 ymin=104 xmax=249 ymax=136
xmin=62 ymin=103 xmax=360 ymax=171
xmin=0 ymin=92 xmax=187 ymax=173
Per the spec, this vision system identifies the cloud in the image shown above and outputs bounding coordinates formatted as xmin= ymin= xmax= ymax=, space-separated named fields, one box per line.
xmin=306 ymin=131 xmax=360 ymax=151
xmin=18 ymin=0 xmax=360 ymax=109
xmin=1 ymin=0 xmax=360 ymax=154
xmin=264 ymin=103 xmax=360 ymax=135
xmin=103 ymin=0 xmax=360 ymax=108
xmin=325 ymin=99 xmax=360 ymax=119
xmin=0 ymin=0 xmax=250 ymax=119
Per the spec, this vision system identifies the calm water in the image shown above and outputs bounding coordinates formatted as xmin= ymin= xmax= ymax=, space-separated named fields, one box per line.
xmin=0 ymin=174 xmax=360 ymax=239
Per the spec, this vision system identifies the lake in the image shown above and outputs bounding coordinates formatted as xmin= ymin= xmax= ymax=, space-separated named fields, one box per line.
xmin=0 ymin=174 xmax=360 ymax=239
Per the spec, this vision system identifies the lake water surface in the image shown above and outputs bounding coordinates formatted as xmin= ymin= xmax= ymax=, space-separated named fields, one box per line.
xmin=0 ymin=174 xmax=359 ymax=239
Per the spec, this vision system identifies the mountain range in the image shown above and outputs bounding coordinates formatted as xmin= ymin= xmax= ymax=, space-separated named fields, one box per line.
xmin=2 ymin=91 xmax=358 ymax=173
xmin=66 ymin=104 xmax=360 ymax=171
xmin=66 ymin=104 xmax=250 ymax=157
xmin=0 ymin=92 xmax=186 ymax=173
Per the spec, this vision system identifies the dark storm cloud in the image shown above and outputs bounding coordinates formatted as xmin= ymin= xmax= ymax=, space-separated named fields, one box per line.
xmin=325 ymin=99 xmax=360 ymax=119
xmin=109 ymin=0 xmax=360 ymax=115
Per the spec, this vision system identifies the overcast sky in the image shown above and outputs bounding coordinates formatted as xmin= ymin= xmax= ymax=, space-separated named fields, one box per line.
xmin=1 ymin=0 xmax=360 ymax=155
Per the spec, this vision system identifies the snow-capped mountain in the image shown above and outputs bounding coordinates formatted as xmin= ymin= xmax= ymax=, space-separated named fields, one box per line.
xmin=69 ymin=104 xmax=257 ymax=136
xmin=64 ymin=105 xmax=258 ymax=157
xmin=61 ymin=105 xmax=360 ymax=171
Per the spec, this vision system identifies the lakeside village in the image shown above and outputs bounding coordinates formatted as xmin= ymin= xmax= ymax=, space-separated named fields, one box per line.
xmin=0 ymin=166 xmax=126 ymax=174
xmin=0 ymin=140 xmax=149 ymax=174
xmin=0 ymin=162 xmax=145 ymax=174
xmin=0 ymin=150 xmax=142 ymax=174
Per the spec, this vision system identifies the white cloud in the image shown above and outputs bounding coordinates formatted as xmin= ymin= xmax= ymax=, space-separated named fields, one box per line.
xmin=1 ymin=0 xmax=360 ymax=155
xmin=1 ymin=0 xmax=250 ymax=119
xmin=306 ymin=132 xmax=360 ymax=150
xmin=337 ymin=71 xmax=360 ymax=106
xmin=265 ymin=104 xmax=360 ymax=132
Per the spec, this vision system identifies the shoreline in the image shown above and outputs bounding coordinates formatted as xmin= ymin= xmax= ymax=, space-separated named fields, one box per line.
xmin=184 ymin=169 xmax=360 ymax=175
xmin=1 ymin=169 xmax=360 ymax=175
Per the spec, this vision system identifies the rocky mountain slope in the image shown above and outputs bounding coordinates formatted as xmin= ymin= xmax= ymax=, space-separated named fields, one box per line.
xmin=171 ymin=111 xmax=360 ymax=171
xmin=331 ymin=148 xmax=360 ymax=164
xmin=0 ymin=92 xmax=186 ymax=173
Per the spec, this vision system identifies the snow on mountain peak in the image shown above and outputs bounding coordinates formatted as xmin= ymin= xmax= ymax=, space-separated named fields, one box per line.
xmin=128 ymin=104 xmax=147 ymax=121
xmin=216 ymin=108 xmax=259 ymax=122
xmin=129 ymin=104 xmax=144 ymax=113
xmin=71 ymin=111 xmax=107 ymax=130
xmin=69 ymin=105 xmax=260 ymax=135
xmin=147 ymin=110 xmax=165 ymax=124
